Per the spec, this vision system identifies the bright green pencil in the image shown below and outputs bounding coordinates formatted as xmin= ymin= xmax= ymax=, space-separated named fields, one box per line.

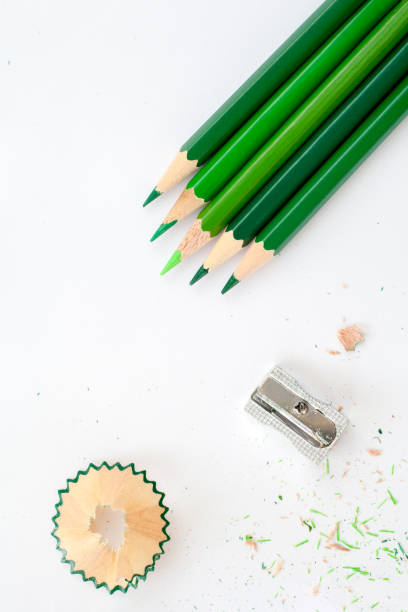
xmin=161 ymin=0 xmax=408 ymax=274
xmin=222 ymin=76 xmax=408 ymax=293
xmin=143 ymin=0 xmax=367 ymax=206
xmin=154 ymin=0 xmax=399 ymax=234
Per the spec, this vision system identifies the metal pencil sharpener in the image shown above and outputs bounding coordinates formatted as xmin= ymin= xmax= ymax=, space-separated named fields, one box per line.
xmin=246 ymin=366 xmax=349 ymax=464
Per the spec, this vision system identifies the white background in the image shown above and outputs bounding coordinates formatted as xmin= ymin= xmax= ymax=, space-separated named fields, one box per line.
xmin=1 ymin=1 xmax=408 ymax=610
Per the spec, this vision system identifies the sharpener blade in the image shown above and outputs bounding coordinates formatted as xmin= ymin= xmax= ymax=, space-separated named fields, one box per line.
xmin=246 ymin=367 xmax=348 ymax=464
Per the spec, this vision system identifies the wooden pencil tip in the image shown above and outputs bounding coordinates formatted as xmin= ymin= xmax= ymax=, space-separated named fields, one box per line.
xmin=190 ymin=265 xmax=209 ymax=286
xmin=150 ymin=220 xmax=177 ymax=242
xmin=143 ymin=187 xmax=161 ymax=207
xmin=221 ymin=274 xmax=240 ymax=295
xmin=160 ymin=250 xmax=181 ymax=276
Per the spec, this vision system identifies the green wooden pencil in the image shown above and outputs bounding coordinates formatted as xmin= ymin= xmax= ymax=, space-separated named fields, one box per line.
xmin=190 ymin=36 xmax=408 ymax=284
xmin=143 ymin=0 xmax=367 ymax=206
xmin=156 ymin=0 xmax=399 ymax=233
xmin=161 ymin=1 xmax=408 ymax=274
xmin=222 ymin=76 xmax=408 ymax=293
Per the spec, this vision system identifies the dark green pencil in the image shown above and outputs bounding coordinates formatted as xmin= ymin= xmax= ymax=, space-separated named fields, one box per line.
xmin=143 ymin=0 xmax=367 ymax=205
xmin=222 ymin=76 xmax=408 ymax=293
xmin=191 ymin=35 xmax=408 ymax=284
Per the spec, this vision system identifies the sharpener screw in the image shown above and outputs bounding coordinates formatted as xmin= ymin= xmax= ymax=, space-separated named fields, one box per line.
xmin=295 ymin=401 xmax=308 ymax=414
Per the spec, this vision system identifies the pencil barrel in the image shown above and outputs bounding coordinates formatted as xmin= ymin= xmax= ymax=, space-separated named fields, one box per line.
xmin=199 ymin=2 xmax=408 ymax=237
xmin=181 ymin=0 xmax=367 ymax=164
xmin=259 ymin=77 xmax=408 ymax=254
xmin=227 ymin=36 xmax=408 ymax=245
xmin=188 ymin=0 xmax=400 ymax=202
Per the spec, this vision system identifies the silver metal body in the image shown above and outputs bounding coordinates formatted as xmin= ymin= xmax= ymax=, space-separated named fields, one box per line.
xmin=246 ymin=366 xmax=349 ymax=464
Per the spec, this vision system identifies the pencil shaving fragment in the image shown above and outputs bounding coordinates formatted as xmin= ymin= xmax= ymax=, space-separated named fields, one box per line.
xmin=52 ymin=462 xmax=169 ymax=594
xmin=367 ymin=449 xmax=382 ymax=456
xmin=326 ymin=543 xmax=350 ymax=552
xmin=337 ymin=325 xmax=364 ymax=351
xmin=272 ymin=560 xmax=284 ymax=576
xmin=328 ymin=523 xmax=338 ymax=540
xmin=312 ymin=582 xmax=320 ymax=595
xmin=245 ymin=538 xmax=258 ymax=553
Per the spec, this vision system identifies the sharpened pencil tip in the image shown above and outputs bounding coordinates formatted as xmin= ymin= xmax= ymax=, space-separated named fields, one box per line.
xmin=160 ymin=250 xmax=182 ymax=276
xmin=143 ymin=187 xmax=161 ymax=207
xmin=150 ymin=220 xmax=177 ymax=242
xmin=190 ymin=265 xmax=209 ymax=286
xmin=221 ymin=274 xmax=240 ymax=294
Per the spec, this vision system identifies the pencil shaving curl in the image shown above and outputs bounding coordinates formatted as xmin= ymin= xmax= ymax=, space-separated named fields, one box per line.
xmin=51 ymin=462 xmax=169 ymax=594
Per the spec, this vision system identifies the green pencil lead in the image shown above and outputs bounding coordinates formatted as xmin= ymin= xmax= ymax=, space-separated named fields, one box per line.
xmin=221 ymin=274 xmax=240 ymax=295
xmin=160 ymin=250 xmax=182 ymax=276
xmin=351 ymin=523 xmax=365 ymax=537
xmin=339 ymin=539 xmax=360 ymax=550
xmin=257 ymin=538 xmax=272 ymax=543
xmin=150 ymin=220 xmax=177 ymax=242
xmin=190 ymin=265 xmax=209 ymax=286
xmin=142 ymin=187 xmax=161 ymax=207
xmin=310 ymin=509 xmax=328 ymax=517
xmin=294 ymin=539 xmax=309 ymax=547
xmin=398 ymin=542 xmax=407 ymax=558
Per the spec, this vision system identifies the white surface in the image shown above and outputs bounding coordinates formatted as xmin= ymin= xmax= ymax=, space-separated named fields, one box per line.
xmin=1 ymin=1 xmax=408 ymax=610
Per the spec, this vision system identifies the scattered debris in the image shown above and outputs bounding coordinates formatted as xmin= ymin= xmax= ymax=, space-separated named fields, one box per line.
xmin=272 ymin=560 xmax=284 ymax=577
xmin=367 ymin=449 xmax=382 ymax=456
xmin=387 ymin=489 xmax=398 ymax=505
xmin=245 ymin=535 xmax=258 ymax=552
xmin=337 ymin=324 xmax=364 ymax=351
xmin=327 ymin=542 xmax=350 ymax=552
